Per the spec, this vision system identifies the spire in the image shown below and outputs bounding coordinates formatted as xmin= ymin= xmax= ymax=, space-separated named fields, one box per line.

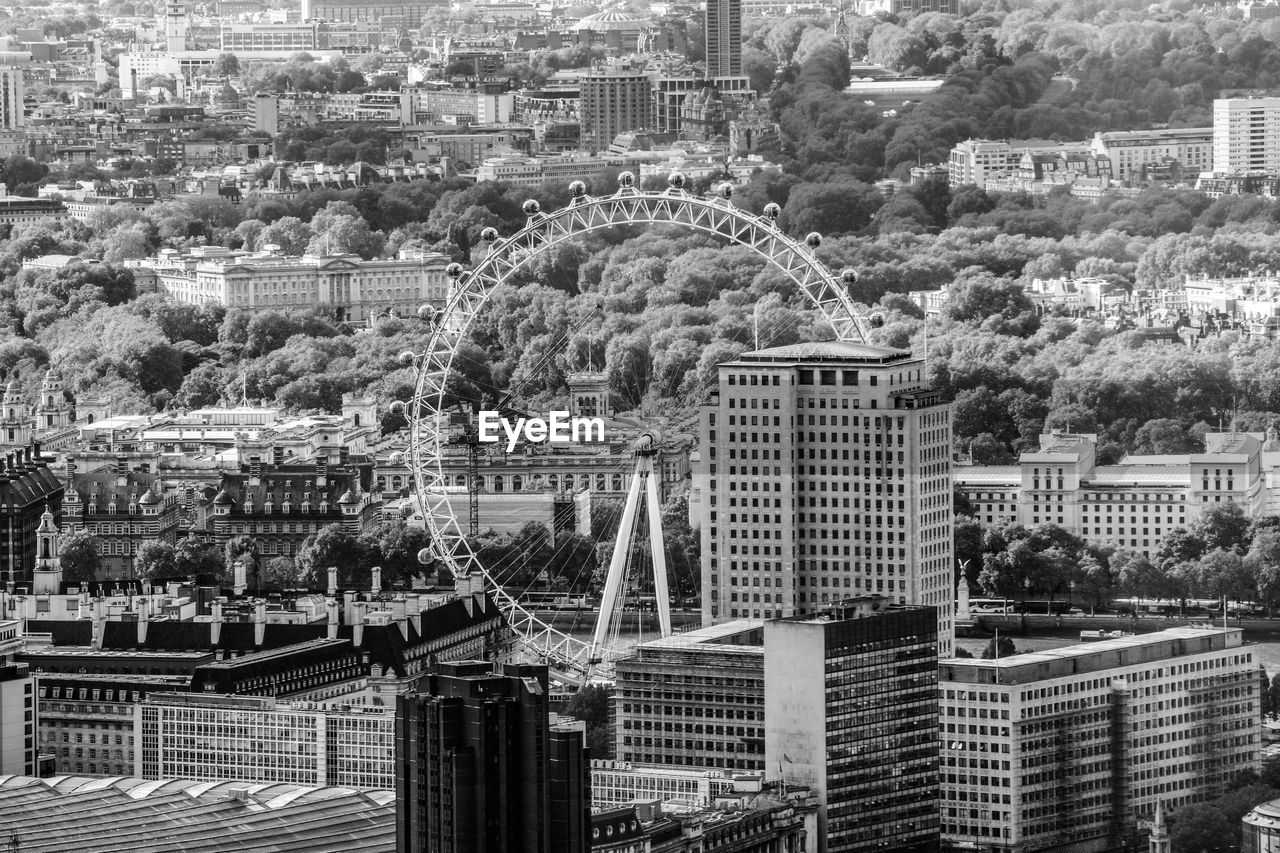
xmin=1149 ymin=801 xmax=1171 ymax=853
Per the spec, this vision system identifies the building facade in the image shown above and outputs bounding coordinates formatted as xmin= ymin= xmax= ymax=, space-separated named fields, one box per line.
xmin=705 ymin=0 xmax=741 ymax=77
xmin=135 ymin=692 xmax=396 ymax=788
xmin=200 ymin=458 xmax=382 ymax=560
xmin=1214 ymin=96 xmax=1280 ymax=175
xmin=1091 ymin=127 xmax=1213 ymax=183
xmin=0 ymin=660 xmax=34 ymax=777
xmin=692 ymin=341 xmax=954 ymax=656
xmin=580 ymin=70 xmax=652 ymax=151
xmin=614 ymin=621 xmax=765 ymax=771
xmin=36 ymin=672 xmax=188 ymax=777
xmin=0 ymin=441 xmax=63 ymax=588
xmin=394 ymin=661 xmax=588 ymax=853
xmin=939 ymin=627 xmax=1260 ymax=853
xmin=954 ymin=430 xmax=1277 ymax=559
xmin=130 ymin=246 xmax=451 ymax=323
xmin=765 ymin=599 xmax=940 ymax=853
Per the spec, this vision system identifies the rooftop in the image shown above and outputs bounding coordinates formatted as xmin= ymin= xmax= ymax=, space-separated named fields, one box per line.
xmin=0 ymin=775 xmax=393 ymax=852
xmin=732 ymin=340 xmax=911 ymax=365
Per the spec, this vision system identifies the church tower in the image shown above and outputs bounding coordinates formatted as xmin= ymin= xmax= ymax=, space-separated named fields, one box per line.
xmin=0 ymin=375 xmax=30 ymax=447
xmin=35 ymin=368 xmax=70 ymax=430
xmin=33 ymin=505 xmax=61 ymax=594
xmin=1149 ymin=802 xmax=1170 ymax=853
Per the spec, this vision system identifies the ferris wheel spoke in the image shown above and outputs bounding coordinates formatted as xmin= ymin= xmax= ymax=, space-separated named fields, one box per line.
xmin=407 ymin=175 xmax=872 ymax=682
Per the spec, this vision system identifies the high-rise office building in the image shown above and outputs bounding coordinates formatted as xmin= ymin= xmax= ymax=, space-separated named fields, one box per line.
xmin=0 ymin=68 xmax=23 ymax=132
xmin=939 ymin=627 xmax=1260 ymax=853
xmin=614 ymin=620 xmax=765 ymax=771
xmin=395 ymin=661 xmax=588 ymax=853
xmin=765 ymin=598 xmax=940 ymax=853
xmin=705 ymin=0 xmax=741 ymax=77
xmin=579 ymin=69 xmax=652 ymax=151
xmin=692 ymin=341 xmax=954 ymax=655
xmin=1213 ymin=96 xmax=1280 ymax=174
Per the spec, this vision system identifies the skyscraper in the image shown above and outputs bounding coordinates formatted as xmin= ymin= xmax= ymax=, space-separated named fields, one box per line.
xmin=692 ymin=341 xmax=955 ymax=655
xmin=1213 ymin=96 xmax=1280 ymax=174
xmin=765 ymin=597 xmax=940 ymax=853
xmin=394 ymin=661 xmax=588 ymax=853
xmin=579 ymin=69 xmax=653 ymax=151
xmin=0 ymin=68 xmax=23 ymax=132
xmin=705 ymin=0 xmax=742 ymax=77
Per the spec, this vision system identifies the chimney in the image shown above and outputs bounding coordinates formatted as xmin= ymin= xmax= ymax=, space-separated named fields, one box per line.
xmin=326 ymin=597 xmax=338 ymax=640
xmin=351 ymin=600 xmax=366 ymax=649
xmin=253 ymin=600 xmax=266 ymax=648
xmin=371 ymin=566 xmax=382 ymax=594
xmin=405 ymin=593 xmax=422 ymax=635
xmin=31 ymin=439 xmax=40 ymax=460
xmin=248 ymin=456 xmax=261 ymax=487
xmin=272 ymin=446 xmax=284 ymax=466
xmin=136 ymin=597 xmax=149 ymax=646
xmin=211 ymin=597 xmax=224 ymax=646
xmin=343 ymin=589 xmax=355 ymax=622
xmin=316 ymin=458 xmax=328 ymax=488
xmin=232 ymin=559 xmax=247 ymax=596
xmin=327 ymin=565 xmax=338 ymax=597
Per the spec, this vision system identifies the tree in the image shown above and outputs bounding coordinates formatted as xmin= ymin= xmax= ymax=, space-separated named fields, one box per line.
xmin=257 ymin=216 xmax=313 ymax=255
xmin=262 ymin=556 xmax=305 ymax=589
xmin=59 ymin=532 xmax=101 ymax=583
xmin=224 ymin=535 xmax=260 ymax=588
xmin=306 ymin=203 xmax=384 ymax=259
xmin=981 ymin=635 xmax=1016 ymax=659
xmin=135 ymin=540 xmax=177 ymax=579
xmin=564 ymin=683 xmax=612 ymax=759
xmin=362 ymin=520 xmax=430 ymax=585
xmin=1193 ymin=502 xmax=1251 ymax=554
xmin=1 ymin=155 xmax=48 ymax=194
xmin=214 ymin=53 xmax=240 ymax=78
xmin=174 ymin=536 xmax=224 ymax=580
xmin=1247 ymin=529 xmax=1280 ymax=612
xmin=297 ymin=524 xmax=371 ymax=588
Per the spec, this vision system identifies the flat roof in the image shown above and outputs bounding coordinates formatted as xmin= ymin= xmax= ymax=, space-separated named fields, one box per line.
xmin=943 ymin=626 xmax=1241 ymax=673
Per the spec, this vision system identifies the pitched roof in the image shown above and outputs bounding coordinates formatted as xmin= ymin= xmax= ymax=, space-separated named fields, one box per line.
xmin=0 ymin=775 xmax=394 ymax=853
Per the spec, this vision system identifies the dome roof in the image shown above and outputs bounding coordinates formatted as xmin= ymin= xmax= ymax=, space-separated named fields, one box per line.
xmin=213 ymin=489 xmax=232 ymax=505
xmin=572 ymin=10 xmax=651 ymax=30
xmin=138 ymin=490 xmax=159 ymax=506
xmin=337 ymin=488 xmax=357 ymax=504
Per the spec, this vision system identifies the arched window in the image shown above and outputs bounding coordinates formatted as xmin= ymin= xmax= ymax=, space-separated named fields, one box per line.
xmin=612 ymin=474 xmax=622 ymax=491
xmin=548 ymin=475 xmax=558 ymax=491
xmin=391 ymin=476 xmax=403 ymax=490
xmin=493 ymin=476 xmax=504 ymax=493
xmin=595 ymin=474 xmax=605 ymax=491
xmin=456 ymin=475 xmax=466 ymax=487
xmin=513 ymin=476 xmax=522 ymax=492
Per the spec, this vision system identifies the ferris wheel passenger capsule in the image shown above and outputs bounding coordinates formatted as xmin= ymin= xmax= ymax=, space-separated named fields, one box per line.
xmin=763 ymin=202 xmax=781 ymax=220
xmin=417 ymin=304 xmax=436 ymax=322
xmin=388 ymin=400 xmax=406 ymax=415
xmin=417 ymin=547 xmax=434 ymax=566
xmin=717 ymin=182 xmax=734 ymax=199
xmin=480 ymin=226 xmax=499 ymax=242
xmin=840 ymin=268 xmax=860 ymax=285
xmin=522 ymin=198 xmax=541 ymax=215
xmin=805 ymin=232 xmax=823 ymax=249
xmin=617 ymin=171 xmax=635 ymax=189
xmin=569 ymin=180 xmax=587 ymax=197
xmin=398 ymin=350 xmax=417 ymax=366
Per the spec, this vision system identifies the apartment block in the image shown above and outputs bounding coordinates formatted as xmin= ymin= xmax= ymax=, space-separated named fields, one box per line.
xmin=939 ymin=627 xmax=1260 ymax=853
xmin=1091 ymin=127 xmax=1213 ymax=183
xmin=580 ymin=70 xmax=652 ymax=151
xmin=947 ymin=139 xmax=1092 ymax=188
xmin=613 ymin=621 xmax=765 ymax=771
xmin=1213 ymin=96 xmax=1280 ymax=174
xmin=692 ymin=341 xmax=954 ymax=656
xmin=765 ymin=598 xmax=940 ymax=853
xmin=705 ymin=0 xmax=741 ymax=77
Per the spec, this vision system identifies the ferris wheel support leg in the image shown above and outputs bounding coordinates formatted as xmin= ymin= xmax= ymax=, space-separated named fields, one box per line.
xmin=590 ymin=466 xmax=645 ymax=663
xmin=643 ymin=459 xmax=672 ymax=639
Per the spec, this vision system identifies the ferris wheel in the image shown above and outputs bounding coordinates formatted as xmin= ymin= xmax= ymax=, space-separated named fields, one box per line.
xmin=400 ymin=171 xmax=875 ymax=683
